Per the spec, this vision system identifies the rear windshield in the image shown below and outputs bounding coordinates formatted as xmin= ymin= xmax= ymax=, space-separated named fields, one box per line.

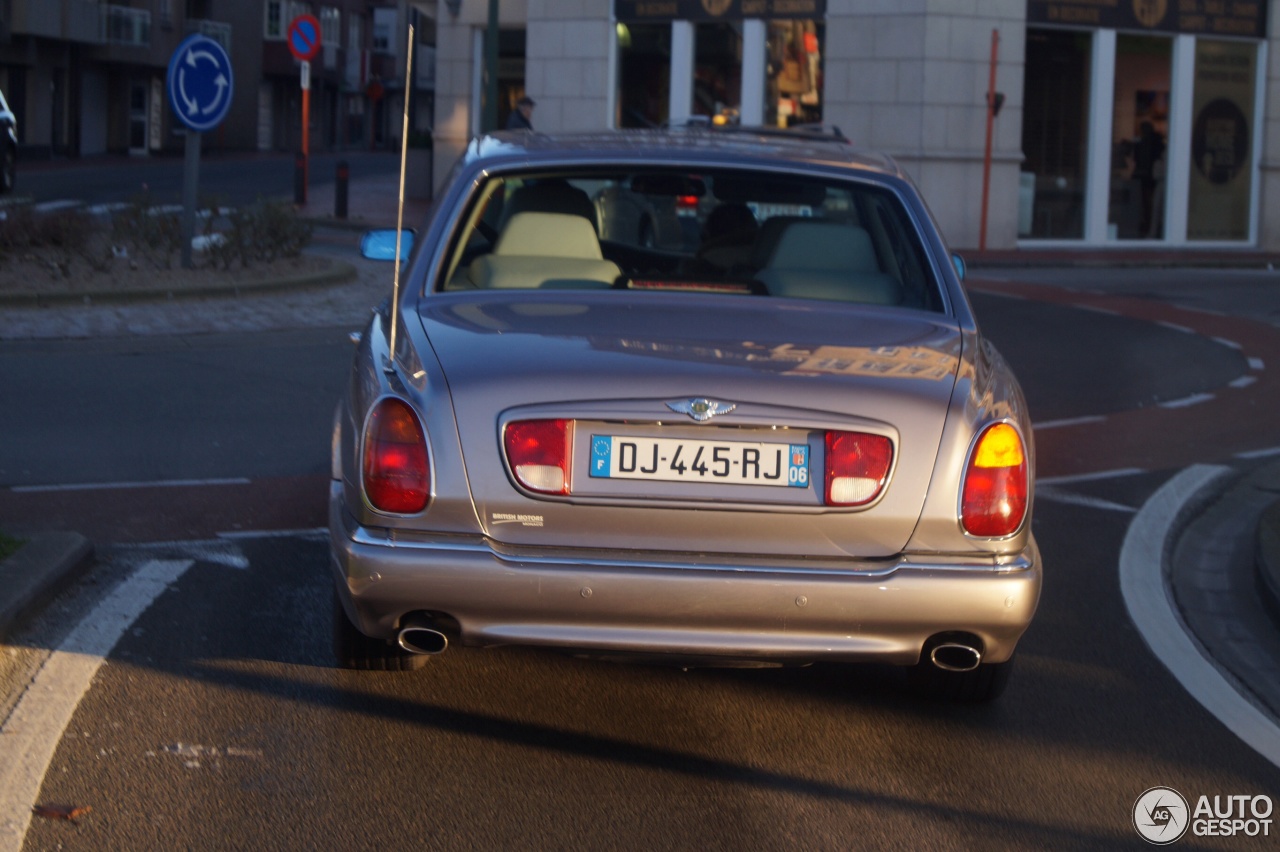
xmin=438 ymin=167 xmax=945 ymax=312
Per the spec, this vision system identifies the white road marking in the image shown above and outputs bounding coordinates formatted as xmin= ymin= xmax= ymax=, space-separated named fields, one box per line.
xmin=11 ymin=478 xmax=251 ymax=493
xmin=1038 ymin=467 xmax=1146 ymax=486
xmin=1212 ymin=337 xmax=1243 ymax=350
xmin=1157 ymin=393 xmax=1215 ymax=409
xmin=1120 ymin=465 xmax=1280 ymax=770
xmin=1248 ymin=357 xmax=1265 ymax=371
xmin=31 ymin=200 xmax=82 ymax=214
xmin=0 ymin=559 xmax=196 ymax=851
xmin=1156 ymin=321 xmax=1195 ymax=334
xmin=1229 ymin=375 xmax=1258 ymax=389
xmin=1033 ymin=415 xmax=1106 ymax=431
xmin=1235 ymin=447 xmax=1280 ymax=460
xmin=1036 ymin=486 xmax=1135 ymax=513
xmin=1074 ymin=304 xmax=1120 ymax=316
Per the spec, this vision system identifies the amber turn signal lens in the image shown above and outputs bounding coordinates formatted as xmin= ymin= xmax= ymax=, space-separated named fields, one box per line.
xmin=961 ymin=423 xmax=1028 ymax=537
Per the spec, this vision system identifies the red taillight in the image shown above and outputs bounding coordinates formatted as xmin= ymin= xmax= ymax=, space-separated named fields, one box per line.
xmin=961 ymin=422 xmax=1028 ymax=537
xmin=824 ymin=431 xmax=893 ymax=506
xmin=676 ymin=194 xmax=700 ymax=210
xmin=362 ymin=398 xmax=430 ymax=514
xmin=504 ymin=419 xmax=571 ymax=495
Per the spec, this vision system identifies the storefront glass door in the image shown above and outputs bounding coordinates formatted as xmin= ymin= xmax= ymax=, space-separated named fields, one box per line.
xmin=1021 ymin=29 xmax=1092 ymax=239
xmin=1186 ymin=40 xmax=1258 ymax=242
xmin=1107 ymin=34 xmax=1172 ymax=241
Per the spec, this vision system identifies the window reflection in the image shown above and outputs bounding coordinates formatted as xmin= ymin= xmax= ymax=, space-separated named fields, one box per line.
xmin=695 ymin=22 xmax=742 ymax=124
xmin=616 ymin=23 xmax=670 ymax=128
xmin=766 ymin=20 xmax=822 ymax=127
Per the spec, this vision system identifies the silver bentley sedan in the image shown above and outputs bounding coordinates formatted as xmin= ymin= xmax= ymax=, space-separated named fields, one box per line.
xmin=329 ymin=128 xmax=1040 ymax=701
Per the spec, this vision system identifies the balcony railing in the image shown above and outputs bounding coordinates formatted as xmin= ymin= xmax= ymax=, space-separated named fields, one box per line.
xmin=103 ymin=4 xmax=150 ymax=47
xmin=187 ymin=19 xmax=232 ymax=52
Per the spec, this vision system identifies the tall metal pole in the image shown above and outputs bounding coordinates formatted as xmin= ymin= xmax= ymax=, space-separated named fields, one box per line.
xmin=482 ymin=0 xmax=499 ymax=132
xmin=979 ymin=28 xmax=999 ymax=253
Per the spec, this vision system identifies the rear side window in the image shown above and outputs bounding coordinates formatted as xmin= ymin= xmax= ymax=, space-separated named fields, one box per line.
xmin=438 ymin=167 xmax=945 ymax=313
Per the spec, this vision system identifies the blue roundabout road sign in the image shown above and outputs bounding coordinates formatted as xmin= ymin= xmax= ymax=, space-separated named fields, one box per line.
xmin=167 ymin=33 xmax=234 ymax=133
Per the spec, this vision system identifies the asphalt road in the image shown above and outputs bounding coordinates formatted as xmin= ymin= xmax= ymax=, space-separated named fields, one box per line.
xmin=2 ymin=269 xmax=1279 ymax=848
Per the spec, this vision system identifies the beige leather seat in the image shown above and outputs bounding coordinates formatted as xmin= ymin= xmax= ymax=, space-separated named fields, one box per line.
xmin=754 ymin=220 xmax=901 ymax=305
xmin=468 ymin=212 xmax=621 ymax=290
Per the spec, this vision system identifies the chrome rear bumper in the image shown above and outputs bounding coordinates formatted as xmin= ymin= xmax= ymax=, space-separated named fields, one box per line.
xmin=330 ymin=484 xmax=1041 ymax=665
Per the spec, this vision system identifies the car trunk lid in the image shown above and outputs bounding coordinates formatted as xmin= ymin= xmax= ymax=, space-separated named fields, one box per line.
xmin=420 ymin=292 xmax=961 ymax=559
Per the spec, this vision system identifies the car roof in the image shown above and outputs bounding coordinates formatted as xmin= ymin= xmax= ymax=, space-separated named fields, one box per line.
xmin=462 ymin=127 xmax=907 ymax=181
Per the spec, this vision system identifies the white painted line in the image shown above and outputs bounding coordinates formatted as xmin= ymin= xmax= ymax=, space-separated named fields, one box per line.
xmin=1038 ymin=467 xmax=1146 ymax=486
xmin=1120 ymin=465 xmax=1280 ymax=770
xmin=1033 ymin=415 xmax=1106 ymax=431
xmin=1158 ymin=393 xmax=1214 ymax=409
xmin=1213 ymin=337 xmax=1243 ymax=350
xmin=1229 ymin=375 xmax=1257 ymax=389
xmin=1156 ymin=321 xmax=1195 ymax=334
xmin=0 ymin=559 xmax=196 ymax=851
xmin=1248 ymin=357 xmax=1265 ymax=371
xmin=1235 ymin=447 xmax=1280 ymax=460
xmin=31 ymin=200 xmax=82 ymax=214
xmin=1036 ymin=486 xmax=1136 ymax=513
xmin=11 ymin=477 xmax=251 ymax=494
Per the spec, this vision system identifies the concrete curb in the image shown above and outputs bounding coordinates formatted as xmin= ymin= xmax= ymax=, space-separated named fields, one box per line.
xmin=1257 ymin=498 xmax=1280 ymax=629
xmin=0 ymin=532 xmax=93 ymax=641
xmin=0 ymin=259 xmax=357 ymax=308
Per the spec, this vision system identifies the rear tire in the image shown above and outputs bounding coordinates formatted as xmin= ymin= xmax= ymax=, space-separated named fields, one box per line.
xmin=0 ymin=145 xmax=14 ymax=194
xmin=908 ymin=653 xmax=1014 ymax=703
xmin=332 ymin=588 xmax=430 ymax=671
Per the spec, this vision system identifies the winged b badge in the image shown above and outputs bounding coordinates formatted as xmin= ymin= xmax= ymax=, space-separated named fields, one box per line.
xmin=666 ymin=398 xmax=737 ymax=422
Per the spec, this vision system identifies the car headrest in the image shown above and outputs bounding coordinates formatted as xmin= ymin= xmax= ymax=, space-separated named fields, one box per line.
xmin=502 ymin=180 xmax=597 ymax=231
xmin=765 ymin=221 xmax=880 ymax=273
xmin=494 ymin=212 xmax=605 ymax=260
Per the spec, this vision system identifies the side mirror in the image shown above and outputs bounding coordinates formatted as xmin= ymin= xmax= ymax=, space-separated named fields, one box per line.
xmin=951 ymin=253 xmax=967 ymax=282
xmin=360 ymin=229 xmax=415 ymax=261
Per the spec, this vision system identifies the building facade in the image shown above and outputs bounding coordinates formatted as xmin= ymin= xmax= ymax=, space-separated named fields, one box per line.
xmin=433 ymin=0 xmax=1277 ymax=252
xmin=0 ymin=0 xmax=433 ymax=160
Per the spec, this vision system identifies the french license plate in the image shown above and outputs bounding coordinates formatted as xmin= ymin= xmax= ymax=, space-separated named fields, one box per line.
xmin=590 ymin=435 xmax=810 ymax=488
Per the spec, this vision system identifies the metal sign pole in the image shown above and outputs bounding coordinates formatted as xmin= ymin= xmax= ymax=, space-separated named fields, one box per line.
xmin=181 ymin=129 xmax=200 ymax=269
xmin=301 ymin=60 xmax=311 ymax=204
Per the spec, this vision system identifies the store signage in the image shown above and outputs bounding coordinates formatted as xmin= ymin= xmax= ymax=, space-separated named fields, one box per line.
xmin=615 ymin=0 xmax=825 ymax=22
xmin=1026 ymin=0 xmax=1266 ymax=38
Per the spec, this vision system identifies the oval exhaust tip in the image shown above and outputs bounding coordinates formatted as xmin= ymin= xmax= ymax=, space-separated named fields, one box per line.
xmin=930 ymin=643 xmax=982 ymax=672
xmin=398 ymin=627 xmax=448 ymax=655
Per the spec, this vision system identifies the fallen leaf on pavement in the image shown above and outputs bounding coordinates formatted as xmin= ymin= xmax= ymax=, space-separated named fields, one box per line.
xmin=32 ymin=803 xmax=92 ymax=822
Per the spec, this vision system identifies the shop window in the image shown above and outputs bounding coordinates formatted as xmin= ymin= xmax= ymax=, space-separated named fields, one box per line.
xmin=1108 ymin=35 xmax=1171 ymax=240
xmin=694 ymin=22 xmax=742 ymax=124
xmin=1020 ymin=29 xmax=1091 ymax=240
xmin=1187 ymin=40 xmax=1256 ymax=241
xmin=616 ymin=23 xmax=670 ymax=128
xmin=766 ymin=20 xmax=822 ymax=128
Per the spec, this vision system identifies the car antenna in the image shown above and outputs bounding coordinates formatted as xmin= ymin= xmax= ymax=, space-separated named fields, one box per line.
xmin=384 ymin=23 xmax=414 ymax=375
